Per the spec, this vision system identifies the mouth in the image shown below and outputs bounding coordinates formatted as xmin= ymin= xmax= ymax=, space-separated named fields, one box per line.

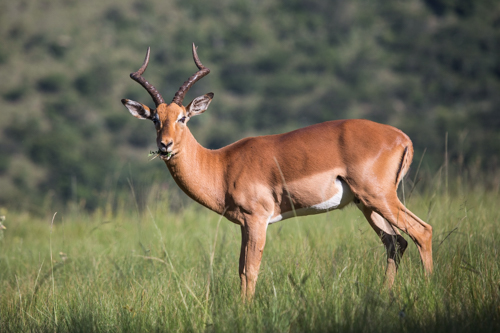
xmin=150 ymin=141 xmax=175 ymax=161
xmin=160 ymin=151 xmax=175 ymax=160
xmin=148 ymin=150 xmax=175 ymax=161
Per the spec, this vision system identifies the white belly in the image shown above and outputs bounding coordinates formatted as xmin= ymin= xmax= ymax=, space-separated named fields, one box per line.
xmin=269 ymin=178 xmax=354 ymax=224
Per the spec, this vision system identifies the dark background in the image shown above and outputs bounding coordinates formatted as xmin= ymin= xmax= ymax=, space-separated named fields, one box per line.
xmin=0 ymin=0 xmax=499 ymax=213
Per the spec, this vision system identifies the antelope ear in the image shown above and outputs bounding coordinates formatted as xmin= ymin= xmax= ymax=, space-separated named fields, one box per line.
xmin=121 ymin=99 xmax=154 ymax=119
xmin=186 ymin=93 xmax=214 ymax=118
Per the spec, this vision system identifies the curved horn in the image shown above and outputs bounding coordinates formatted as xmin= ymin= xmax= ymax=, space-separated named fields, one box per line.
xmin=130 ymin=47 xmax=165 ymax=107
xmin=172 ymin=43 xmax=210 ymax=106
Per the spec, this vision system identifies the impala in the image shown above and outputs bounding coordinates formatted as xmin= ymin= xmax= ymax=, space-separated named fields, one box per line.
xmin=121 ymin=44 xmax=433 ymax=299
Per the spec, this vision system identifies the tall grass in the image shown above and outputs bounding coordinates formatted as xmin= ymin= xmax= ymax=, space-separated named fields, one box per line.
xmin=0 ymin=185 xmax=499 ymax=332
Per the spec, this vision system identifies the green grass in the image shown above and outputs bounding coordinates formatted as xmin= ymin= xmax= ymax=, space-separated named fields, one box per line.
xmin=1 ymin=189 xmax=499 ymax=332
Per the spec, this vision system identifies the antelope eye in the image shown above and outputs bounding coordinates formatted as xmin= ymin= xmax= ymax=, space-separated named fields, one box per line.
xmin=152 ymin=117 xmax=160 ymax=125
xmin=178 ymin=116 xmax=187 ymax=123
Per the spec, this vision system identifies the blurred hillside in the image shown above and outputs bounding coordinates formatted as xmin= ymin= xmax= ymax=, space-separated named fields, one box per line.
xmin=0 ymin=0 xmax=499 ymax=212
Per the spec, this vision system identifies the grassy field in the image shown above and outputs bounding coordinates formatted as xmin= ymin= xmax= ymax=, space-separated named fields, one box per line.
xmin=1 ymin=186 xmax=499 ymax=332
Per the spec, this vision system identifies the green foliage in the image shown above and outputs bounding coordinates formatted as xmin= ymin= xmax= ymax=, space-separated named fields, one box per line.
xmin=2 ymin=86 xmax=26 ymax=102
xmin=0 ymin=0 xmax=499 ymax=210
xmin=74 ymin=65 xmax=112 ymax=97
xmin=0 ymin=191 xmax=499 ymax=332
xmin=36 ymin=74 xmax=68 ymax=94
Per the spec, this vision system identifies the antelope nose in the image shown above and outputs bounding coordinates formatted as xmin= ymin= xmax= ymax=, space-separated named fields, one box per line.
xmin=159 ymin=141 xmax=172 ymax=153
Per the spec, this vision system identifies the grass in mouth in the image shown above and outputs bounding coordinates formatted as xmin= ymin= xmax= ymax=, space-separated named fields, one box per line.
xmin=148 ymin=150 xmax=161 ymax=161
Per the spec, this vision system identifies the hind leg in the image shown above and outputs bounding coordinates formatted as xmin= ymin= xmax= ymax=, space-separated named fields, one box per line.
xmin=368 ymin=195 xmax=433 ymax=275
xmin=356 ymin=202 xmax=408 ymax=288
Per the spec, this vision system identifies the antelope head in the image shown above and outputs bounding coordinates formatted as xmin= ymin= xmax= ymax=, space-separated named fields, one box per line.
xmin=121 ymin=44 xmax=213 ymax=160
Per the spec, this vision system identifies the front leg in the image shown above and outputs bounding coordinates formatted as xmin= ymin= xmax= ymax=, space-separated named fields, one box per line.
xmin=239 ymin=218 xmax=268 ymax=301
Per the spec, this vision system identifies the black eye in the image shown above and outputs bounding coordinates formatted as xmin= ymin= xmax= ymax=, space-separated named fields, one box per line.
xmin=179 ymin=116 xmax=187 ymax=123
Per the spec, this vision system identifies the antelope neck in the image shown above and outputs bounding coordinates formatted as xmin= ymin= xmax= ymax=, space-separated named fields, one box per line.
xmin=165 ymin=129 xmax=226 ymax=215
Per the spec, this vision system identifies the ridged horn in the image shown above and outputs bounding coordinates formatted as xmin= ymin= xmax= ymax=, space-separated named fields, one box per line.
xmin=129 ymin=47 xmax=165 ymax=107
xmin=172 ymin=43 xmax=210 ymax=106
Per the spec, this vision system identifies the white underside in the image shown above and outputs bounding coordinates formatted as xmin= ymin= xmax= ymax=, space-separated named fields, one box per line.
xmin=269 ymin=178 xmax=354 ymax=224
